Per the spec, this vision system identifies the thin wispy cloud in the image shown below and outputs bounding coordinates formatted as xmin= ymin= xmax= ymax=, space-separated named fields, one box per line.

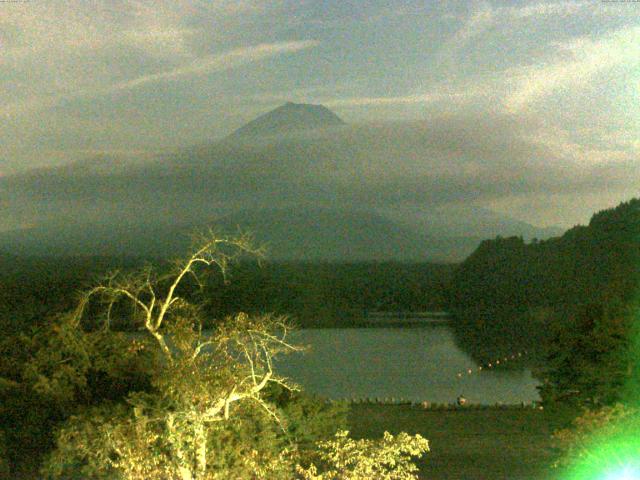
xmin=0 ymin=0 xmax=302 ymax=117
xmin=503 ymin=25 xmax=640 ymax=112
xmin=1 ymin=41 xmax=319 ymax=118
xmin=505 ymin=0 xmax=592 ymax=19
xmin=449 ymin=1 xmax=592 ymax=48
xmin=110 ymin=41 xmax=320 ymax=92
xmin=325 ymin=92 xmax=470 ymax=107
xmin=450 ymin=2 xmax=494 ymax=46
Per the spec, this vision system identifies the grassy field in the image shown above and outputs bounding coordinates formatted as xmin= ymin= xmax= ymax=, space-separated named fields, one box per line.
xmin=348 ymin=404 xmax=575 ymax=480
xmin=10 ymin=404 xmax=574 ymax=479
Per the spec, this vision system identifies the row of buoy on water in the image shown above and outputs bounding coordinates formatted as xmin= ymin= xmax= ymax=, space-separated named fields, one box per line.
xmin=456 ymin=350 xmax=528 ymax=378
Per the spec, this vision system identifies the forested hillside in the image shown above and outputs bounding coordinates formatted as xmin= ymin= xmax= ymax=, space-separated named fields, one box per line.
xmin=203 ymin=261 xmax=454 ymax=327
xmin=0 ymin=257 xmax=453 ymax=334
xmin=448 ymin=198 xmax=640 ymax=404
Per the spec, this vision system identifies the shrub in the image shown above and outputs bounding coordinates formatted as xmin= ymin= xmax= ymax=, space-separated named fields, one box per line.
xmin=296 ymin=430 xmax=429 ymax=480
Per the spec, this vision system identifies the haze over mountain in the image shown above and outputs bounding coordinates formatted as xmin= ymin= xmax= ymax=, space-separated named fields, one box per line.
xmin=382 ymin=204 xmax=564 ymax=241
xmin=0 ymin=102 xmax=591 ymax=261
xmin=0 ymin=207 xmax=484 ymax=262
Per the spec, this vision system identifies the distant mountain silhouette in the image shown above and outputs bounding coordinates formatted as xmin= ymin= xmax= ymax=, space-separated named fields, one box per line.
xmin=0 ymin=222 xmax=192 ymax=258
xmin=381 ymin=205 xmax=564 ymax=241
xmin=229 ymin=102 xmax=345 ymax=138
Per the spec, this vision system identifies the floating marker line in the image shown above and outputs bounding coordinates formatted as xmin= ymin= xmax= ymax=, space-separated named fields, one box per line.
xmin=456 ymin=350 xmax=528 ymax=378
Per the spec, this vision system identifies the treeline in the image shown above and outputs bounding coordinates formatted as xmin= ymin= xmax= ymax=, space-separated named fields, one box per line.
xmin=0 ymin=255 xmax=153 ymax=336
xmin=0 ymin=256 xmax=454 ymax=333
xmin=448 ymin=198 xmax=640 ymax=405
xmin=203 ymin=261 xmax=454 ymax=327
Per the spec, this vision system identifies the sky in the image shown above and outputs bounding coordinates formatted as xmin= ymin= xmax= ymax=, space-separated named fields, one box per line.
xmin=1 ymin=0 xmax=639 ymax=231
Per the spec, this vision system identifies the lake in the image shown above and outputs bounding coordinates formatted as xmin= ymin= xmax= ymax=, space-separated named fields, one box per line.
xmin=275 ymin=326 xmax=541 ymax=405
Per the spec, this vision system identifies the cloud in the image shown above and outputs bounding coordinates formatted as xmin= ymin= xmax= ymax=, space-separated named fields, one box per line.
xmin=1 ymin=40 xmax=319 ymax=118
xmin=507 ymin=0 xmax=591 ymax=19
xmin=503 ymin=25 xmax=640 ymax=112
xmin=324 ymin=92 xmax=470 ymax=107
xmin=448 ymin=1 xmax=592 ymax=49
xmin=450 ymin=2 xmax=494 ymax=46
xmin=431 ymin=1 xmax=640 ymax=120
xmin=0 ymin=1 xmax=279 ymax=60
xmin=0 ymin=0 xmax=313 ymax=119
xmin=107 ymin=41 xmax=320 ymax=92
xmin=1 ymin=0 xmax=638 ymax=231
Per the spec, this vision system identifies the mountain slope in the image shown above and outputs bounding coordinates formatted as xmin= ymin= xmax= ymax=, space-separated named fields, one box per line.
xmin=381 ymin=204 xmax=564 ymax=241
xmin=214 ymin=207 xmax=481 ymax=262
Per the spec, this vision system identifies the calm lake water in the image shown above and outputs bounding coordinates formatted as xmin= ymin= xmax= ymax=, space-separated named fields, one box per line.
xmin=275 ymin=326 xmax=540 ymax=405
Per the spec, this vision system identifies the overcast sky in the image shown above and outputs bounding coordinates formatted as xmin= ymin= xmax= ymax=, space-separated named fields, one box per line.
xmin=1 ymin=0 xmax=639 ymax=230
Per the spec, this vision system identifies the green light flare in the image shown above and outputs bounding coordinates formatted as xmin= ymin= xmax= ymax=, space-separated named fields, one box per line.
xmin=560 ymin=436 xmax=640 ymax=480
xmin=603 ymin=465 xmax=640 ymax=480
xmin=558 ymin=304 xmax=640 ymax=479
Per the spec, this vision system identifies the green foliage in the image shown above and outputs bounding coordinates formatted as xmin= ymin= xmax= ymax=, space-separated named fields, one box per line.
xmin=20 ymin=233 xmax=427 ymax=480
xmin=0 ymin=255 xmax=147 ymax=335
xmin=204 ymin=261 xmax=453 ymax=328
xmin=0 ymin=257 xmax=452 ymax=335
xmin=275 ymin=391 xmax=350 ymax=456
xmin=296 ymin=430 xmax=429 ymax=480
xmin=41 ymin=391 xmax=299 ymax=480
xmin=0 ymin=377 xmax=66 ymax=478
xmin=38 ymin=307 xmax=302 ymax=479
xmin=0 ymin=429 xmax=9 ymax=478
xmin=536 ymin=304 xmax=631 ymax=407
xmin=41 ymin=388 xmax=346 ymax=480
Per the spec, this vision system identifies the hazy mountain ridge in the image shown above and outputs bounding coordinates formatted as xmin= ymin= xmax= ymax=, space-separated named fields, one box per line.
xmin=382 ymin=204 xmax=564 ymax=241
xmin=214 ymin=207 xmax=485 ymax=262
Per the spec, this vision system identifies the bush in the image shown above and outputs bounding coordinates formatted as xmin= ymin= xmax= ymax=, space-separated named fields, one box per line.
xmin=296 ymin=430 xmax=429 ymax=480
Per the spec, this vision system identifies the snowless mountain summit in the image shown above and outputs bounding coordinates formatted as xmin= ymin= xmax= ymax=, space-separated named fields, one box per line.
xmin=229 ymin=102 xmax=345 ymax=138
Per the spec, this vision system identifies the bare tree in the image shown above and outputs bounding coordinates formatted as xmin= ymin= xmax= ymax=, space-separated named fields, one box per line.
xmin=42 ymin=231 xmax=303 ymax=480
xmin=37 ymin=230 xmax=429 ymax=480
